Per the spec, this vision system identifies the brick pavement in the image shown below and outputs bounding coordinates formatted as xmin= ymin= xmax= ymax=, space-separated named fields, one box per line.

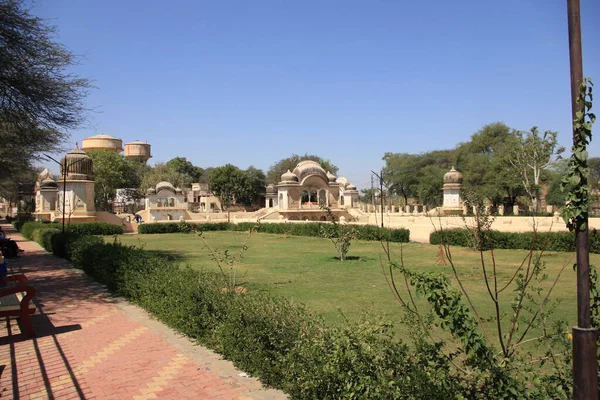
xmin=0 ymin=223 xmax=287 ymax=400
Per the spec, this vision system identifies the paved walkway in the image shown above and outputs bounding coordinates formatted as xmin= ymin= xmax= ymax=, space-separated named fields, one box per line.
xmin=0 ymin=223 xmax=287 ymax=400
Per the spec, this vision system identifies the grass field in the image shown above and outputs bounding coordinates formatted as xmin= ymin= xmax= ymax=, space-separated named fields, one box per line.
xmin=114 ymin=230 xmax=586 ymax=337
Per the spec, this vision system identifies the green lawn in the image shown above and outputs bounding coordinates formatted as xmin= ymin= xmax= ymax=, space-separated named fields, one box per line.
xmin=115 ymin=231 xmax=584 ymax=335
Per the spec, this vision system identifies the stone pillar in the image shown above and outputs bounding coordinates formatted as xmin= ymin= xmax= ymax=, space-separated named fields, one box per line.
xmin=413 ymin=206 xmax=419 ymax=216
xmin=513 ymin=205 xmax=519 ymax=216
xmin=462 ymin=204 xmax=468 ymax=216
xmin=422 ymin=205 xmax=427 ymax=214
xmin=405 ymin=205 xmax=410 ymax=213
xmin=265 ymin=198 xmax=269 ymax=208
xmin=484 ymin=205 xmax=491 ymax=215
xmin=546 ymin=205 xmax=554 ymax=214
xmin=498 ymin=205 xmax=504 ymax=216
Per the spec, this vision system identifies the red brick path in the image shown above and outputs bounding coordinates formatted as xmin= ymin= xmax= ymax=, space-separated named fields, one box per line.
xmin=0 ymin=223 xmax=286 ymax=400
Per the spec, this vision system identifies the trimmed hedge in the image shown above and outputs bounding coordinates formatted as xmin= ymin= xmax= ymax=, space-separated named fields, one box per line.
xmin=61 ymin=236 xmax=459 ymax=398
xmin=430 ymin=228 xmax=600 ymax=253
xmin=32 ymin=228 xmax=61 ymax=252
xmin=19 ymin=221 xmax=123 ymax=239
xmin=139 ymin=221 xmax=411 ymax=243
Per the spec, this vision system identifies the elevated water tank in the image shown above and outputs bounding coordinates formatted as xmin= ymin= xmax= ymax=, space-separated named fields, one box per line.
xmin=81 ymin=134 xmax=123 ymax=153
xmin=124 ymin=141 xmax=152 ymax=163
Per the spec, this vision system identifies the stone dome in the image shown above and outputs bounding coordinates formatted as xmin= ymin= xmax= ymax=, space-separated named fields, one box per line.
xmin=156 ymin=181 xmax=175 ymax=193
xmin=175 ymin=187 xmax=183 ymax=194
xmin=280 ymin=170 xmax=299 ymax=183
xmin=60 ymin=144 xmax=93 ymax=181
xmin=346 ymin=183 xmax=357 ymax=191
xmin=266 ymin=184 xmax=277 ymax=194
xmin=292 ymin=160 xmax=328 ymax=183
xmin=146 ymin=187 xmax=156 ymax=195
xmin=40 ymin=177 xmax=57 ymax=188
xmin=38 ymin=168 xmax=54 ymax=182
xmin=443 ymin=167 xmax=463 ymax=184
xmin=327 ymin=171 xmax=337 ymax=182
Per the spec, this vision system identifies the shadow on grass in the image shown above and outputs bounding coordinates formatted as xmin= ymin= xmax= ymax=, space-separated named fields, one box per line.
xmin=143 ymin=249 xmax=186 ymax=261
xmin=330 ymin=256 xmax=376 ymax=262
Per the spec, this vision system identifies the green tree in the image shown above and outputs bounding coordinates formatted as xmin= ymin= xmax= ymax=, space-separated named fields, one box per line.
xmin=0 ymin=0 xmax=91 ymax=182
xmin=506 ymin=127 xmax=565 ymax=213
xmin=166 ymin=157 xmax=203 ymax=182
xmin=243 ymin=166 xmax=267 ymax=206
xmin=209 ymin=164 xmax=252 ymax=216
xmin=382 ymin=153 xmax=420 ymax=205
xmin=454 ymin=123 xmax=524 ymax=208
xmin=266 ymin=154 xmax=339 ymax=184
xmin=140 ymin=163 xmax=192 ymax=193
xmin=87 ymin=150 xmax=139 ymax=211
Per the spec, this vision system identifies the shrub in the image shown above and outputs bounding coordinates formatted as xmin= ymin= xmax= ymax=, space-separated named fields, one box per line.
xmin=429 ymin=228 xmax=598 ymax=253
xmin=20 ymin=221 xmax=57 ymax=239
xmin=32 ymin=228 xmax=60 ymax=252
xmin=68 ymin=222 xmax=123 ymax=236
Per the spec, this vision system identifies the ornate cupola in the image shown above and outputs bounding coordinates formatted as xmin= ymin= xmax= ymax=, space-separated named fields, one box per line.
xmin=60 ymin=143 xmax=93 ymax=181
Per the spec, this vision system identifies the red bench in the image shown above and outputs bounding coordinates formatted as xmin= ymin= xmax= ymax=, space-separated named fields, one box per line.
xmin=0 ymin=274 xmax=36 ymax=337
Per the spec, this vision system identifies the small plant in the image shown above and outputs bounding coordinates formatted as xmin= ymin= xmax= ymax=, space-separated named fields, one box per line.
xmin=320 ymin=206 xmax=358 ymax=261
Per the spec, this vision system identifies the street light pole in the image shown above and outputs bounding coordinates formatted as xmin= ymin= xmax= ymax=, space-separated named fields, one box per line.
xmin=371 ymin=170 xmax=385 ymax=228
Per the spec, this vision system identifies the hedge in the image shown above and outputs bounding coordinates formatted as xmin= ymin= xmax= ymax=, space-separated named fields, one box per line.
xmin=139 ymin=221 xmax=411 ymax=243
xmin=60 ymin=235 xmax=459 ymax=398
xmin=429 ymin=228 xmax=600 ymax=253
xmin=19 ymin=221 xmax=123 ymax=239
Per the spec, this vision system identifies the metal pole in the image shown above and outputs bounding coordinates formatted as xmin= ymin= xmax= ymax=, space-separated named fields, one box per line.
xmin=380 ymin=169 xmax=384 ymax=228
xmin=567 ymin=1 xmax=598 ymax=399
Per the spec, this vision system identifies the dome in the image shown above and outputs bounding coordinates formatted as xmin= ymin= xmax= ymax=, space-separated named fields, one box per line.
xmin=60 ymin=144 xmax=93 ymax=181
xmin=156 ymin=181 xmax=175 ymax=193
xmin=346 ymin=183 xmax=357 ymax=191
xmin=146 ymin=188 xmax=156 ymax=195
xmin=327 ymin=171 xmax=337 ymax=182
xmin=40 ymin=177 xmax=57 ymax=188
xmin=443 ymin=167 xmax=463 ymax=185
xmin=280 ymin=170 xmax=299 ymax=183
xmin=292 ymin=160 xmax=328 ymax=183
xmin=37 ymin=168 xmax=54 ymax=182
xmin=266 ymin=184 xmax=277 ymax=194
xmin=175 ymin=187 xmax=183 ymax=194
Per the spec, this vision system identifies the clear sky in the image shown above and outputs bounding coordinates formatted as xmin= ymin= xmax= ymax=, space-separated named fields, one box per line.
xmin=35 ymin=0 xmax=600 ymax=190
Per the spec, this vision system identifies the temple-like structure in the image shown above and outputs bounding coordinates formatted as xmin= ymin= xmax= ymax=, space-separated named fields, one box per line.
xmin=442 ymin=166 xmax=463 ymax=215
xmin=142 ymin=181 xmax=187 ymax=222
xmin=264 ymin=160 xmax=359 ymax=221
xmin=34 ymin=144 xmax=97 ymax=222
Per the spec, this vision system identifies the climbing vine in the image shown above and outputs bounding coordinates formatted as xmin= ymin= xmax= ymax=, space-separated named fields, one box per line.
xmin=562 ymin=78 xmax=595 ymax=231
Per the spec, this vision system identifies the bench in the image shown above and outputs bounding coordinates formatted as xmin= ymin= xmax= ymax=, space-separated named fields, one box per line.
xmin=0 ymin=274 xmax=36 ymax=337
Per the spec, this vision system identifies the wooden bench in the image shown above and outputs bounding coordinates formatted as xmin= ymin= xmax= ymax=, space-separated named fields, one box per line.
xmin=0 ymin=274 xmax=36 ymax=337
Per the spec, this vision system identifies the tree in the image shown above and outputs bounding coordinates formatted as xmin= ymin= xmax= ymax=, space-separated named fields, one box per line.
xmin=87 ymin=150 xmax=139 ymax=211
xmin=166 ymin=157 xmax=203 ymax=182
xmin=243 ymin=166 xmax=267 ymax=206
xmin=140 ymin=163 xmax=192 ymax=193
xmin=382 ymin=153 xmax=420 ymax=205
xmin=506 ymin=127 xmax=564 ymax=213
xmin=209 ymin=164 xmax=252 ymax=216
xmin=0 ymin=0 xmax=91 ymax=182
xmin=454 ymin=123 xmax=524 ymax=208
xmin=266 ymin=154 xmax=339 ymax=184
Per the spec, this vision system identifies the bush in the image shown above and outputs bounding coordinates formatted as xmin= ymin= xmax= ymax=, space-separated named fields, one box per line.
xmin=430 ymin=228 xmax=598 ymax=253
xmin=32 ymin=228 xmax=60 ymax=252
xmin=20 ymin=221 xmax=122 ymax=239
xmin=137 ymin=221 xmax=411 ymax=243
xmin=20 ymin=221 xmax=57 ymax=239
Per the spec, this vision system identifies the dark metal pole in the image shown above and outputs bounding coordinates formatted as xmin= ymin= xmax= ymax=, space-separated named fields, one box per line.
xmin=567 ymin=1 xmax=598 ymax=399
xmin=380 ymin=169 xmax=384 ymax=228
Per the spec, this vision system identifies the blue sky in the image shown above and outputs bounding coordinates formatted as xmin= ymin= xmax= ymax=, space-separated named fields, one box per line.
xmin=35 ymin=0 xmax=600 ymax=189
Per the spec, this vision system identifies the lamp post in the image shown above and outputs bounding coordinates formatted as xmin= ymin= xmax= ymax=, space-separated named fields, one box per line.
xmin=371 ymin=170 xmax=385 ymax=228
xmin=43 ymin=154 xmax=88 ymax=234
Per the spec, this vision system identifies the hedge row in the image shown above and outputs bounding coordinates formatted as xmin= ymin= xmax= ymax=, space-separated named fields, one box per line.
xmin=59 ymin=236 xmax=461 ymax=398
xmin=19 ymin=221 xmax=123 ymax=239
xmin=429 ymin=228 xmax=600 ymax=253
xmin=138 ymin=221 xmax=411 ymax=243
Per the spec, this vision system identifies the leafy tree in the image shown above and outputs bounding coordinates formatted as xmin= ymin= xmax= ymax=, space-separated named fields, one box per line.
xmin=209 ymin=164 xmax=252 ymax=214
xmin=382 ymin=153 xmax=420 ymax=205
xmin=0 ymin=0 xmax=90 ymax=182
xmin=588 ymin=157 xmax=600 ymax=193
xmin=87 ymin=150 xmax=139 ymax=211
xmin=266 ymin=154 xmax=339 ymax=184
xmin=140 ymin=163 xmax=192 ymax=193
xmin=454 ymin=123 xmax=524 ymax=208
xmin=166 ymin=157 xmax=203 ymax=182
xmin=506 ymin=127 xmax=564 ymax=213
xmin=243 ymin=166 xmax=267 ymax=206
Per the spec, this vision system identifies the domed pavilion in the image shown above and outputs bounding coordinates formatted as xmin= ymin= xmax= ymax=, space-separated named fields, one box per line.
xmin=264 ymin=160 xmax=359 ymax=221
xmin=442 ymin=166 xmax=464 ymax=215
